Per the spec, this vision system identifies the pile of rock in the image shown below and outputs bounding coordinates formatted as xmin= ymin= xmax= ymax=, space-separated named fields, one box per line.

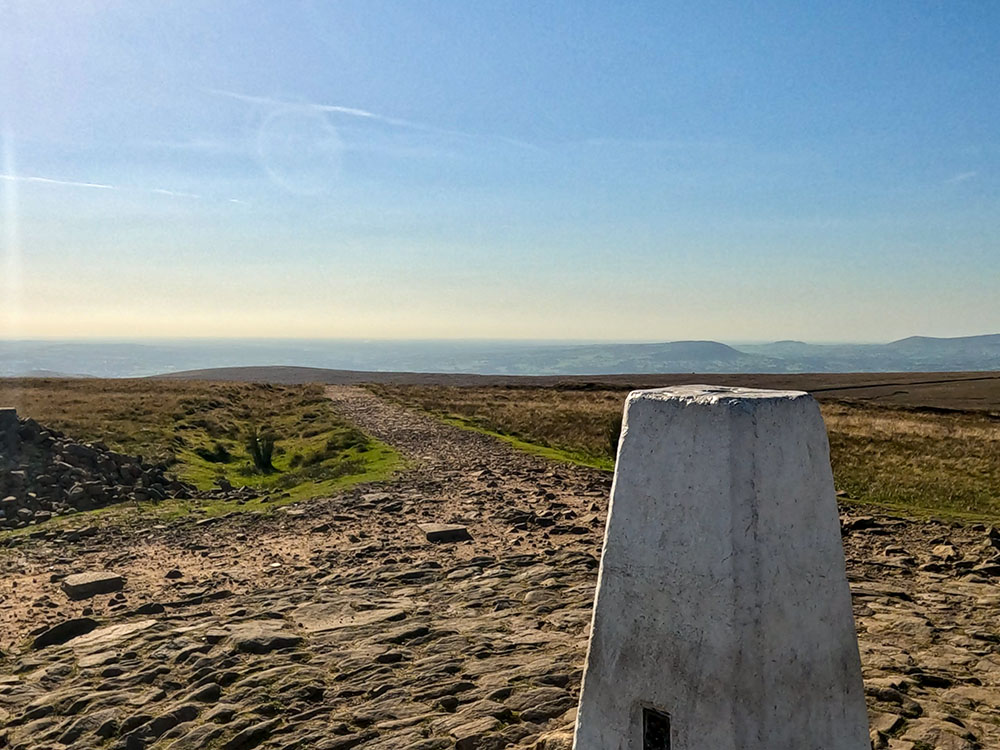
xmin=0 ymin=407 xmax=194 ymax=530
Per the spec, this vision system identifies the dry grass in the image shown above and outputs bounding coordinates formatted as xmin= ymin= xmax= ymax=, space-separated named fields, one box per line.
xmin=370 ymin=384 xmax=1000 ymax=522
xmin=368 ymin=385 xmax=625 ymax=465
xmin=823 ymin=402 xmax=1000 ymax=519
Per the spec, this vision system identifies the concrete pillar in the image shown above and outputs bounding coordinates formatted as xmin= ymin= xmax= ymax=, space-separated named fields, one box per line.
xmin=573 ymin=386 xmax=868 ymax=750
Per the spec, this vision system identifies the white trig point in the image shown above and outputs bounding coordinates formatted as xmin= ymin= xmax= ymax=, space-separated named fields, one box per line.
xmin=573 ymin=386 xmax=869 ymax=750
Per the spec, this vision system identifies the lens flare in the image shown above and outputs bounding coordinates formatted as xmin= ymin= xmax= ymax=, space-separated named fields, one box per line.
xmin=255 ymin=105 xmax=343 ymax=196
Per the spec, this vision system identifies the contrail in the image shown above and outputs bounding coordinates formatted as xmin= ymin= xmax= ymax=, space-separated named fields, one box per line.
xmin=206 ymin=87 xmax=543 ymax=152
xmin=0 ymin=173 xmax=117 ymax=191
xmin=150 ymin=187 xmax=202 ymax=199
xmin=205 ymin=88 xmax=378 ymax=120
xmin=0 ymin=172 xmax=243 ymax=203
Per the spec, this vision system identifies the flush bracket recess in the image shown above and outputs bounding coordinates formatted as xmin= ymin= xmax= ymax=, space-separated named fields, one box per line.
xmin=642 ymin=706 xmax=671 ymax=750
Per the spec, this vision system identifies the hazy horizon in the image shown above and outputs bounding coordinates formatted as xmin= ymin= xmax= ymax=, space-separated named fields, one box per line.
xmin=3 ymin=331 xmax=998 ymax=346
xmin=2 ymin=334 xmax=998 ymax=379
xmin=3 ymin=2 xmax=999 ymax=341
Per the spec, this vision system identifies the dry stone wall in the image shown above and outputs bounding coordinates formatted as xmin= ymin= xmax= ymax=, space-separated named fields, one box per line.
xmin=0 ymin=408 xmax=194 ymax=530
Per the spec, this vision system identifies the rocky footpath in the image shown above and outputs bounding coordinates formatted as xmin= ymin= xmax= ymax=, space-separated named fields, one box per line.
xmin=0 ymin=388 xmax=997 ymax=749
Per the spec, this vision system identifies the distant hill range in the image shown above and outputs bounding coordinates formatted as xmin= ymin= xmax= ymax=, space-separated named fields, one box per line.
xmin=734 ymin=334 xmax=1000 ymax=374
xmin=467 ymin=334 xmax=1000 ymax=375
xmin=0 ymin=334 xmax=998 ymax=378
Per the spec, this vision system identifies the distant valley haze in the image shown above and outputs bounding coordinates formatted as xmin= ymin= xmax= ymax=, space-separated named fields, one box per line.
xmin=1 ymin=333 xmax=998 ymax=378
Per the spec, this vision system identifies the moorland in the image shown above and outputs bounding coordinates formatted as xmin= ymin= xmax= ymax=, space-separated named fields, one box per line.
xmin=367 ymin=379 xmax=1000 ymax=523
xmin=0 ymin=372 xmax=998 ymax=750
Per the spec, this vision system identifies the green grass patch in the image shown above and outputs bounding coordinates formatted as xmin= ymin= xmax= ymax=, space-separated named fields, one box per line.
xmin=0 ymin=379 xmax=403 ymax=533
xmin=439 ymin=414 xmax=614 ymax=471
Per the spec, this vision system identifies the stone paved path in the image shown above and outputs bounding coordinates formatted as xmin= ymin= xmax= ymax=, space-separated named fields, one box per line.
xmin=0 ymin=387 xmax=997 ymax=749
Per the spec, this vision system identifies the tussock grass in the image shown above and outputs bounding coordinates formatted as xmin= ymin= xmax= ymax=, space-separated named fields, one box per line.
xmin=371 ymin=384 xmax=1000 ymax=523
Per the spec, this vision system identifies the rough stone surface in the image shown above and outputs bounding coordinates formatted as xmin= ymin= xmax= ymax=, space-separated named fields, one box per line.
xmin=31 ymin=617 xmax=98 ymax=649
xmin=229 ymin=623 xmax=304 ymax=654
xmin=574 ymin=386 xmax=868 ymax=750
xmin=0 ymin=408 xmax=17 ymax=453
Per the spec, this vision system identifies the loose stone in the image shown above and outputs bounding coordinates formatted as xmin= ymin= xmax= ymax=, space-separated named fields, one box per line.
xmin=61 ymin=571 xmax=125 ymax=600
xmin=418 ymin=523 xmax=472 ymax=543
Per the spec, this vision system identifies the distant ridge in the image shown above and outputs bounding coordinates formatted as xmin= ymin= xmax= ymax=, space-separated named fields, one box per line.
xmin=737 ymin=333 xmax=1000 ymax=374
xmin=21 ymin=369 xmax=88 ymax=379
xmin=880 ymin=334 xmax=1000 ymax=370
xmin=627 ymin=340 xmax=741 ymax=356
xmin=890 ymin=333 xmax=1000 ymax=345
xmin=888 ymin=333 xmax=1000 ymax=352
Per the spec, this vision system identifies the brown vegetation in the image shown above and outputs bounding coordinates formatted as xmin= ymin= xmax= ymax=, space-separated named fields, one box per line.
xmin=369 ymin=384 xmax=1000 ymax=521
xmin=165 ymin=367 xmax=1000 ymax=413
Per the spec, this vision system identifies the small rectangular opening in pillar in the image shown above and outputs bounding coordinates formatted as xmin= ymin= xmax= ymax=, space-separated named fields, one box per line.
xmin=642 ymin=706 xmax=670 ymax=750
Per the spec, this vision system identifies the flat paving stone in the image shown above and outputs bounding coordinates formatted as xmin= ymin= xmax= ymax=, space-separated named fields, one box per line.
xmin=60 ymin=571 xmax=124 ymax=600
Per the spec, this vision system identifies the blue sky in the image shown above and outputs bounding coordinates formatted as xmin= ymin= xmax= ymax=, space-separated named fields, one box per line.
xmin=1 ymin=1 xmax=997 ymax=341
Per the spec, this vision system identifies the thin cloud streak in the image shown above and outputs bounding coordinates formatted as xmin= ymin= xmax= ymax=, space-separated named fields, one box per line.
xmin=206 ymin=89 xmax=378 ymax=119
xmin=206 ymin=88 xmax=543 ymax=152
xmin=0 ymin=173 xmax=117 ymax=190
xmin=0 ymin=172 xmax=246 ymax=205
xmin=945 ymin=171 xmax=978 ymax=184
xmin=150 ymin=187 xmax=202 ymax=199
